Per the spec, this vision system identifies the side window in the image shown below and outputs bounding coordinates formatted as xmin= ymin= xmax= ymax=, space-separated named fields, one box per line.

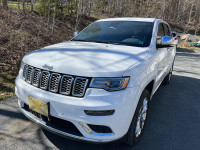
xmin=163 ymin=24 xmax=170 ymax=36
xmin=157 ymin=23 xmax=164 ymax=44
xmin=168 ymin=25 xmax=172 ymax=36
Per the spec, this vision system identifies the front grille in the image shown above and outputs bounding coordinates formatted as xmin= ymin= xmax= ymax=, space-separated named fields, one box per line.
xmin=22 ymin=64 xmax=90 ymax=97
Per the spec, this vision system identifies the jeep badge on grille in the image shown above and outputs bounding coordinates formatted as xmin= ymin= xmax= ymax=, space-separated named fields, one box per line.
xmin=42 ymin=64 xmax=53 ymax=70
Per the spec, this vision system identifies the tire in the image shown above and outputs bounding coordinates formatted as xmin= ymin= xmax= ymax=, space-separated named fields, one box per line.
xmin=162 ymin=64 xmax=173 ymax=85
xmin=124 ymin=89 xmax=150 ymax=146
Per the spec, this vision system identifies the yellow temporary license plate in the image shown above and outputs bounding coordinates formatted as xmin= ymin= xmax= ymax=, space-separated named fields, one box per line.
xmin=28 ymin=96 xmax=49 ymax=117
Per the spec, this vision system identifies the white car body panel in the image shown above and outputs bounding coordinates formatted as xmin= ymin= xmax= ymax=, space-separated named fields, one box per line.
xmin=23 ymin=41 xmax=149 ymax=77
xmin=15 ymin=17 xmax=176 ymax=143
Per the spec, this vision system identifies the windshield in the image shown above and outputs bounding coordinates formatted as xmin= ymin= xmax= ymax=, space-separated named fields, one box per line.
xmin=72 ymin=21 xmax=154 ymax=47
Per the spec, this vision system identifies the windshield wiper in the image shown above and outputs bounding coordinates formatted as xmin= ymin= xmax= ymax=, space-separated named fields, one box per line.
xmin=89 ymin=40 xmax=122 ymax=45
xmin=72 ymin=39 xmax=126 ymax=46
xmin=72 ymin=39 xmax=141 ymax=47
xmin=71 ymin=39 xmax=92 ymax=42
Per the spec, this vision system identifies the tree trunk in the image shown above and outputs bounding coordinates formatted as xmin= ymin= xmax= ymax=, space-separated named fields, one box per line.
xmin=81 ymin=0 xmax=84 ymax=14
xmin=52 ymin=0 xmax=58 ymax=33
xmin=47 ymin=0 xmax=51 ymax=29
xmin=75 ymin=0 xmax=81 ymax=32
xmin=30 ymin=0 xmax=34 ymax=12
xmin=17 ymin=0 xmax=20 ymax=9
xmin=63 ymin=2 xmax=67 ymax=21
xmin=88 ymin=3 xmax=91 ymax=16
xmin=22 ymin=0 xmax=26 ymax=13
xmin=188 ymin=1 xmax=194 ymax=25
xmin=2 ymin=0 xmax=8 ymax=10
xmin=161 ymin=0 xmax=166 ymax=19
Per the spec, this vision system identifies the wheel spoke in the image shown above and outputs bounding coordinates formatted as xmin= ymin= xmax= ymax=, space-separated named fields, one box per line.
xmin=135 ymin=97 xmax=148 ymax=137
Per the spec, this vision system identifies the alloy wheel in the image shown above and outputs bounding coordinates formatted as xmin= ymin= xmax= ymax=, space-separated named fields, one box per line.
xmin=135 ymin=97 xmax=148 ymax=137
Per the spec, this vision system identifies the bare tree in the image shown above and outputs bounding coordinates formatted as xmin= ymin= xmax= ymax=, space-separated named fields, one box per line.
xmin=161 ymin=0 xmax=166 ymax=19
xmin=2 ymin=0 xmax=8 ymax=10
xmin=17 ymin=0 xmax=20 ymax=9
xmin=52 ymin=0 xmax=58 ymax=33
xmin=47 ymin=0 xmax=51 ymax=29
xmin=2 ymin=0 xmax=198 ymax=34
xmin=75 ymin=0 xmax=81 ymax=32
xmin=30 ymin=0 xmax=34 ymax=12
xmin=22 ymin=0 xmax=26 ymax=13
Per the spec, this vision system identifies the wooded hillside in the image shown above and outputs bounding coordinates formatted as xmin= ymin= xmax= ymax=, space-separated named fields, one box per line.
xmin=0 ymin=6 xmax=95 ymax=100
xmin=1 ymin=0 xmax=200 ymax=34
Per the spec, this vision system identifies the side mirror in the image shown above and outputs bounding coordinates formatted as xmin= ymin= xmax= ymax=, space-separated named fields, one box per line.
xmin=161 ymin=36 xmax=175 ymax=46
xmin=73 ymin=31 xmax=78 ymax=38
xmin=157 ymin=36 xmax=176 ymax=48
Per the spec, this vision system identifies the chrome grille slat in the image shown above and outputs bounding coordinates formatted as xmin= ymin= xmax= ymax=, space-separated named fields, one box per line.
xmin=23 ymin=65 xmax=28 ymax=78
xmin=32 ymin=69 xmax=41 ymax=87
xmin=40 ymin=71 xmax=50 ymax=90
xmin=49 ymin=73 xmax=61 ymax=93
xmin=72 ymin=77 xmax=88 ymax=97
xmin=60 ymin=75 xmax=74 ymax=95
xmin=22 ymin=65 xmax=89 ymax=97
xmin=26 ymin=66 xmax=34 ymax=84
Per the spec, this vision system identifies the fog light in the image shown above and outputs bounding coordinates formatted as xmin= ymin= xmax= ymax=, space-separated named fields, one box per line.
xmin=88 ymin=124 xmax=112 ymax=133
xmin=84 ymin=110 xmax=115 ymax=116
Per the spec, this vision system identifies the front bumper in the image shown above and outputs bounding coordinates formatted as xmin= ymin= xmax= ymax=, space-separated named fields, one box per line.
xmin=15 ymin=76 xmax=141 ymax=143
xmin=19 ymin=102 xmax=112 ymax=143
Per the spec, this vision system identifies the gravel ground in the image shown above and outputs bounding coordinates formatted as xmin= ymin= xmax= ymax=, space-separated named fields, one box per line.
xmin=0 ymin=48 xmax=200 ymax=150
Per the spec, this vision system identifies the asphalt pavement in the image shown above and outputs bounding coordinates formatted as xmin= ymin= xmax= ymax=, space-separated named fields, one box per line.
xmin=0 ymin=48 xmax=200 ymax=150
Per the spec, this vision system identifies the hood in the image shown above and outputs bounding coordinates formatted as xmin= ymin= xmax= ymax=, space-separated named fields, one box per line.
xmin=23 ymin=41 xmax=149 ymax=77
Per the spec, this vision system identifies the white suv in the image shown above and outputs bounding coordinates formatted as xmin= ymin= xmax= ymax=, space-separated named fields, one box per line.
xmin=15 ymin=18 xmax=176 ymax=146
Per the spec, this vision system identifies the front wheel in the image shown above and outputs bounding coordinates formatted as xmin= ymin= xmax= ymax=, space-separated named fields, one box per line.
xmin=124 ymin=89 xmax=150 ymax=146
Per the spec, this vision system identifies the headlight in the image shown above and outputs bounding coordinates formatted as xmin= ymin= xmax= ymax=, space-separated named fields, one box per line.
xmin=20 ymin=61 xmax=25 ymax=69
xmin=89 ymin=77 xmax=129 ymax=91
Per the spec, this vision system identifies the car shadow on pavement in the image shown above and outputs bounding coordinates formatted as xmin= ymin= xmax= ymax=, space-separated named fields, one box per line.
xmin=0 ymin=108 xmax=28 ymax=121
xmin=176 ymin=48 xmax=200 ymax=58
xmin=42 ymin=74 xmax=200 ymax=150
xmin=177 ymin=48 xmax=196 ymax=53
